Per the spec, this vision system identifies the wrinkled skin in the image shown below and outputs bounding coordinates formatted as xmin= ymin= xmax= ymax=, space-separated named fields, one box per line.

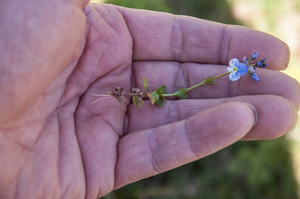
xmin=0 ymin=1 xmax=299 ymax=199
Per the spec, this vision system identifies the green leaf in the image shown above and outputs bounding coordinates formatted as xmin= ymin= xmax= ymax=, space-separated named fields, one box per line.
xmin=155 ymin=99 xmax=163 ymax=107
xmin=141 ymin=76 xmax=149 ymax=90
xmin=204 ymin=73 xmax=216 ymax=84
xmin=152 ymin=92 xmax=160 ymax=101
xmin=132 ymin=96 xmax=144 ymax=108
xmin=154 ymin=86 xmax=166 ymax=101
xmin=175 ymin=87 xmax=189 ymax=99
xmin=160 ymin=85 xmax=166 ymax=94
xmin=175 ymin=87 xmax=186 ymax=96
xmin=205 ymin=73 xmax=214 ymax=80
xmin=178 ymin=93 xmax=189 ymax=99
xmin=151 ymin=91 xmax=165 ymax=106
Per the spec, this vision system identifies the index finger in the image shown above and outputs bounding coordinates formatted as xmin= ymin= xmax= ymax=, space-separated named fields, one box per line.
xmin=114 ymin=5 xmax=289 ymax=70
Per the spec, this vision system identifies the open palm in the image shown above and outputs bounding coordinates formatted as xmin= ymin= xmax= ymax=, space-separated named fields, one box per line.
xmin=0 ymin=1 xmax=299 ymax=199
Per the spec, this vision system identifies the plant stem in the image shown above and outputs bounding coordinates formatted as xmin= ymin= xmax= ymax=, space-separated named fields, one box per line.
xmin=162 ymin=93 xmax=176 ymax=97
xmin=187 ymin=72 xmax=230 ymax=91
xmin=163 ymin=71 xmax=230 ymax=97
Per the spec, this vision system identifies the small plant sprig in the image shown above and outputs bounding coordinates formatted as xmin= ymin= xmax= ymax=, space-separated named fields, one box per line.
xmin=92 ymin=52 xmax=267 ymax=108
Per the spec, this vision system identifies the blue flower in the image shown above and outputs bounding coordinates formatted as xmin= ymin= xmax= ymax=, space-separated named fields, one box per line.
xmin=227 ymin=58 xmax=248 ymax=81
xmin=251 ymin=73 xmax=259 ymax=81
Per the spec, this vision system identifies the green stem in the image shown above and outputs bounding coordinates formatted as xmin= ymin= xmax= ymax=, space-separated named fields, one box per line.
xmin=162 ymin=93 xmax=176 ymax=97
xmin=187 ymin=71 xmax=230 ymax=91
xmin=163 ymin=71 xmax=231 ymax=97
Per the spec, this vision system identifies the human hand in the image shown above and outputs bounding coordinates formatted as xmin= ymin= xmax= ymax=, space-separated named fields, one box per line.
xmin=0 ymin=2 xmax=299 ymax=199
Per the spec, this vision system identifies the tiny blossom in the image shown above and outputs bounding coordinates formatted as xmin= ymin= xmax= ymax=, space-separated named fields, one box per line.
xmin=251 ymin=52 xmax=258 ymax=60
xmin=227 ymin=58 xmax=248 ymax=81
xmin=255 ymin=62 xmax=262 ymax=67
xmin=255 ymin=59 xmax=268 ymax=68
xmin=247 ymin=63 xmax=260 ymax=81
xmin=251 ymin=73 xmax=259 ymax=81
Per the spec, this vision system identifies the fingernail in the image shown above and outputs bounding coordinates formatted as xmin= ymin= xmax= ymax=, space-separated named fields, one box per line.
xmin=287 ymin=102 xmax=298 ymax=134
xmin=244 ymin=103 xmax=258 ymax=126
xmin=283 ymin=42 xmax=291 ymax=70
xmin=294 ymin=78 xmax=300 ymax=111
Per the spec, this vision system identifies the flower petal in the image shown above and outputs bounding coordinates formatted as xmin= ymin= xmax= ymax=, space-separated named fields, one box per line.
xmin=237 ymin=63 xmax=248 ymax=76
xmin=243 ymin=56 xmax=248 ymax=64
xmin=227 ymin=67 xmax=233 ymax=72
xmin=229 ymin=72 xmax=240 ymax=81
xmin=248 ymin=66 xmax=255 ymax=73
xmin=229 ymin=58 xmax=239 ymax=67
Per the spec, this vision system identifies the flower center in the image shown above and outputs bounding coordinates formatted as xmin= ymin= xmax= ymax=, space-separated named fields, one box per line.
xmin=233 ymin=66 xmax=238 ymax=72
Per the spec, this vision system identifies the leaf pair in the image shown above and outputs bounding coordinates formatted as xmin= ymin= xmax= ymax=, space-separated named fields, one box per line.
xmin=204 ymin=74 xmax=216 ymax=85
xmin=132 ymin=77 xmax=167 ymax=108
xmin=175 ymin=87 xmax=188 ymax=99
xmin=132 ymin=77 xmax=156 ymax=108
xmin=151 ymin=85 xmax=166 ymax=107
xmin=174 ymin=74 xmax=215 ymax=99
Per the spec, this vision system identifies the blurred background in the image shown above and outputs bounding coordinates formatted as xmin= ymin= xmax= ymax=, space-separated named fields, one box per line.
xmin=90 ymin=0 xmax=300 ymax=198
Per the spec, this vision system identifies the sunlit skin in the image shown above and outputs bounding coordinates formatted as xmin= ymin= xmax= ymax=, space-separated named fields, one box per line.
xmin=0 ymin=0 xmax=300 ymax=199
